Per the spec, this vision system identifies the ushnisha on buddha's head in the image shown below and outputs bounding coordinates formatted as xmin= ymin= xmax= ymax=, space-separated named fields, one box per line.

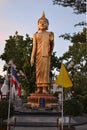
xmin=38 ymin=12 xmax=49 ymax=31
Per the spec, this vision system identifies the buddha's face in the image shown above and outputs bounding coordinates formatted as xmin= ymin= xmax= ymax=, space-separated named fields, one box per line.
xmin=38 ymin=19 xmax=48 ymax=31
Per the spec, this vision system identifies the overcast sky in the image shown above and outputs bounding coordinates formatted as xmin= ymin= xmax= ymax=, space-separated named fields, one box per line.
xmin=0 ymin=0 xmax=85 ymax=76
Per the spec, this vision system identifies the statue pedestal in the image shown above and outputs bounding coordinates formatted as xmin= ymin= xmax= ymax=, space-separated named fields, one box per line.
xmin=27 ymin=93 xmax=57 ymax=110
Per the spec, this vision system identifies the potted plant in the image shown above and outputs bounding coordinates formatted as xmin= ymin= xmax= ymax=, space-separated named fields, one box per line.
xmin=63 ymin=98 xmax=83 ymax=130
xmin=0 ymin=99 xmax=14 ymax=130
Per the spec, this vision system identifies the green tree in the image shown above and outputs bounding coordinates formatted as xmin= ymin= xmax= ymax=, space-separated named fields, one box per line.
xmin=0 ymin=32 xmax=35 ymax=96
xmin=59 ymin=28 xmax=87 ymax=112
xmin=63 ymin=98 xmax=83 ymax=129
xmin=53 ymin=0 xmax=86 ymax=27
xmin=52 ymin=0 xmax=87 ymax=114
xmin=0 ymin=32 xmax=60 ymax=96
xmin=53 ymin=0 xmax=86 ymax=14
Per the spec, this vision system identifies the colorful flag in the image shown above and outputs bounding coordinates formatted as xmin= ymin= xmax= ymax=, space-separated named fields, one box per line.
xmin=11 ymin=66 xmax=21 ymax=96
xmin=55 ymin=63 xmax=73 ymax=88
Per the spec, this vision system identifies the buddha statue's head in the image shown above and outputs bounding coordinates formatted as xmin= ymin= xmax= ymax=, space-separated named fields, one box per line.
xmin=38 ymin=12 xmax=49 ymax=31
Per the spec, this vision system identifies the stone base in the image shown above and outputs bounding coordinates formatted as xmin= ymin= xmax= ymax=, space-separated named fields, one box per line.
xmin=27 ymin=93 xmax=57 ymax=109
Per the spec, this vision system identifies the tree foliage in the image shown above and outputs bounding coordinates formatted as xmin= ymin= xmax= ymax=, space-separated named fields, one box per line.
xmin=53 ymin=0 xmax=86 ymax=14
xmin=0 ymin=32 xmax=35 ymax=95
xmin=64 ymin=98 xmax=83 ymax=116
xmin=52 ymin=0 xmax=87 ymax=113
xmin=53 ymin=0 xmax=86 ymax=27
xmin=63 ymin=98 xmax=83 ymax=128
xmin=59 ymin=28 xmax=87 ymax=112
xmin=59 ymin=28 xmax=86 ymax=68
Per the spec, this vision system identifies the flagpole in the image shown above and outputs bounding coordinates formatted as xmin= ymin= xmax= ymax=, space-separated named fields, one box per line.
xmin=55 ymin=63 xmax=73 ymax=130
xmin=61 ymin=86 xmax=63 ymax=130
xmin=7 ymin=83 xmax=11 ymax=130
xmin=7 ymin=62 xmax=12 ymax=130
xmin=61 ymin=63 xmax=64 ymax=130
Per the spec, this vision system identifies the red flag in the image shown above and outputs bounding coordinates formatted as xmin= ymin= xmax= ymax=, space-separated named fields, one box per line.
xmin=11 ymin=66 xmax=21 ymax=96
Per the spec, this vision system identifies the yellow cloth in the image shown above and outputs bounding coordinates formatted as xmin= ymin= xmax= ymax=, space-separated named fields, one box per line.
xmin=55 ymin=63 xmax=73 ymax=88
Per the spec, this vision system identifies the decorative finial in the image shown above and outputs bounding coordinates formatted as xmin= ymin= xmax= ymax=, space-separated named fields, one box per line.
xmin=42 ymin=11 xmax=45 ymax=18
xmin=38 ymin=11 xmax=49 ymax=25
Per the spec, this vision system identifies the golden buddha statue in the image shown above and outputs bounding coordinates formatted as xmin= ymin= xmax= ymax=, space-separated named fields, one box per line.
xmin=30 ymin=12 xmax=54 ymax=93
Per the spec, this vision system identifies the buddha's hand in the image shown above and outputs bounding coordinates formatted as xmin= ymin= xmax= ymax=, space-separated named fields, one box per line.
xmin=49 ymin=32 xmax=54 ymax=41
xmin=30 ymin=57 xmax=34 ymax=67
xmin=49 ymin=32 xmax=54 ymax=55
